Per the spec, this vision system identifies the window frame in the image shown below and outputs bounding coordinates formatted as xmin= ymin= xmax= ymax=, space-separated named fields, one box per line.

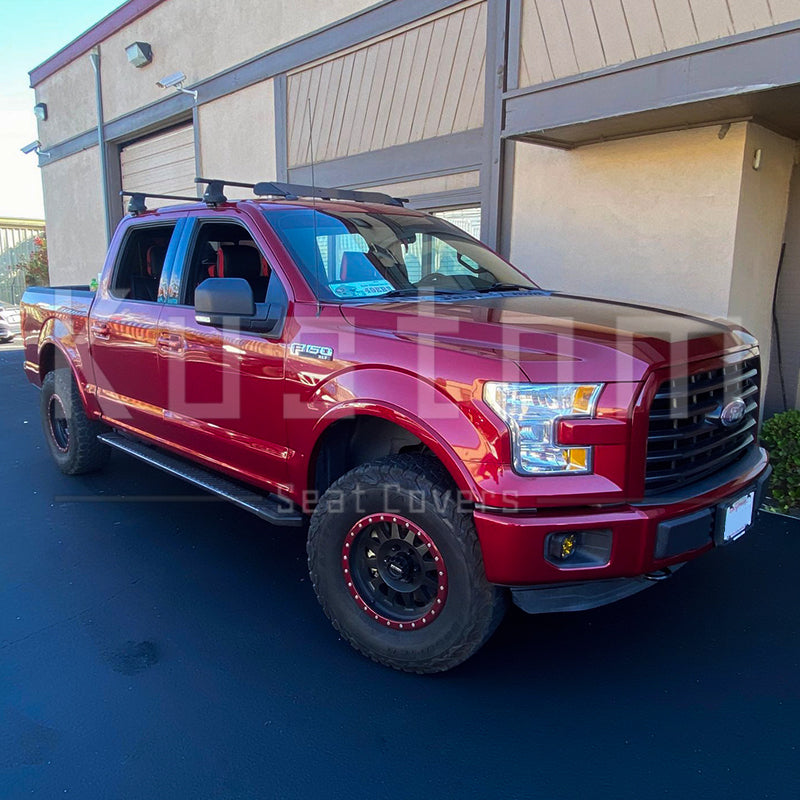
xmin=109 ymin=220 xmax=180 ymax=304
xmin=170 ymin=216 xmax=288 ymax=312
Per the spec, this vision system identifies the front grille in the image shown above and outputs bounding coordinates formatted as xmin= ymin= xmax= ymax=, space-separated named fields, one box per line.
xmin=644 ymin=355 xmax=760 ymax=496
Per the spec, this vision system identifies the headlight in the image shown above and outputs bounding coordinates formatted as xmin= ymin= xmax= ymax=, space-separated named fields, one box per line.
xmin=483 ymin=383 xmax=603 ymax=475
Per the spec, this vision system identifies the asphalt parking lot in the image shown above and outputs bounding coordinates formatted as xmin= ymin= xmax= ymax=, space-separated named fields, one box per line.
xmin=1 ymin=346 xmax=798 ymax=799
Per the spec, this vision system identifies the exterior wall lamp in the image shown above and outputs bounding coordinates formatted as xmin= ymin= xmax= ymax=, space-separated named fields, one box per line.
xmin=126 ymin=41 xmax=153 ymax=68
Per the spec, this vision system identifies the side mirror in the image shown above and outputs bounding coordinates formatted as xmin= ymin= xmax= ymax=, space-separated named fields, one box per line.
xmin=195 ymin=277 xmax=283 ymax=334
xmin=195 ymin=278 xmax=255 ymax=319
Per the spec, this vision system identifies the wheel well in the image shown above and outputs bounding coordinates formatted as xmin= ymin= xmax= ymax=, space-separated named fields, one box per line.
xmin=39 ymin=343 xmax=60 ymax=380
xmin=312 ymin=416 xmax=438 ymax=496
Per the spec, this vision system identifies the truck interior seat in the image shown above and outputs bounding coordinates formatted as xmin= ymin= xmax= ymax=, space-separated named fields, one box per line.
xmin=219 ymin=244 xmax=270 ymax=303
xmin=131 ymin=242 xmax=168 ymax=301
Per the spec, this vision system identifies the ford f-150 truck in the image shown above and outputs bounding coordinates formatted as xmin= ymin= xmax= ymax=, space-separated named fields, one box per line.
xmin=21 ymin=178 xmax=770 ymax=673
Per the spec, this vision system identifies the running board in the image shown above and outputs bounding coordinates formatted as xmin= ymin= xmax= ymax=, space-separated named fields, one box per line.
xmin=98 ymin=432 xmax=304 ymax=527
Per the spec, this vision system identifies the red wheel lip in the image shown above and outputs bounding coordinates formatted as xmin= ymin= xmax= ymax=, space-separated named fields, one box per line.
xmin=342 ymin=514 xmax=449 ymax=631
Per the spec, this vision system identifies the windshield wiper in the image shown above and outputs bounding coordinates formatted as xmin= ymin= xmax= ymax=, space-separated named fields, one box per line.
xmin=475 ymin=282 xmax=535 ymax=293
xmin=378 ymin=288 xmax=422 ymax=298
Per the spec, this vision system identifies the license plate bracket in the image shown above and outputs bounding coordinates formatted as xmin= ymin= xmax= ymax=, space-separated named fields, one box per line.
xmin=715 ymin=490 xmax=755 ymax=545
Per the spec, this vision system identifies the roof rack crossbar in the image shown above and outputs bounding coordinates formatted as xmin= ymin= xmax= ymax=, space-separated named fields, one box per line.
xmin=195 ymin=177 xmax=256 ymax=190
xmin=120 ymin=190 xmax=199 ymax=215
xmin=195 ymin=176 xmax=406 ymax=207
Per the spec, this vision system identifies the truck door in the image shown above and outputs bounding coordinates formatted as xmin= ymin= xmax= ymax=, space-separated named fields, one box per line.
xmin=90 ymin=217 xmax=186 ymax=440
xmin=155 ymin=215 xmax=290 ymax=495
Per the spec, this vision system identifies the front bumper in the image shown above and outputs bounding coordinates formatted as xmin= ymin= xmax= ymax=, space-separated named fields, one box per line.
xmin=473 ymin=447 xmax=770 ymax=587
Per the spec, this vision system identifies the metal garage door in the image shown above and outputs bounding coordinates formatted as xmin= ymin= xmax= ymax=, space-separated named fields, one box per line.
xmin=120 ymin=124 xmax=196 ymax=205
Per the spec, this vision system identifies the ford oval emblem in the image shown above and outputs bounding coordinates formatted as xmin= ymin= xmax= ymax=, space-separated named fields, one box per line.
xmin=719 ymin=397 xmax=746 ymax=427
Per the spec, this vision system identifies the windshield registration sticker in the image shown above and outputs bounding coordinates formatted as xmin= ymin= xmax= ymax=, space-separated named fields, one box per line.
xmin=330 ymin=280 xmax=393 ymax=298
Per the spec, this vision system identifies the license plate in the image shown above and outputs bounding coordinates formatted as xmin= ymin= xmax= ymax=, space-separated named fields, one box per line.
xmin=722 ymin=491 xmax=754 ymax=542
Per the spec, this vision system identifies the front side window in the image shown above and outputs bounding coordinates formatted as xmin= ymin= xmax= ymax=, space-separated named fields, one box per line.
xmin=181 ymin=221 xmax=278 ymax=307
xmin=262 ymin=207 xmax=536 ymax=301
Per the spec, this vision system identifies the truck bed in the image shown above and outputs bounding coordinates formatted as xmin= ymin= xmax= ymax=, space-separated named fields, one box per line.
xmin=21 ymin=285 xmax=96 ymax=390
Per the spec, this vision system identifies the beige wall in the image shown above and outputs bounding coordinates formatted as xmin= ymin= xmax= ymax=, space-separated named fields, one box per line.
xmin=41 ymin=147 xmax=108 ymax=284
xmin=508 ymin=121 xmax=798 ymax=392
xmin=34 ymin=0 xmax=378 ymax=146
xmin=198 ymin=80 xmax=277 ymax=197
xmin=508 ymin=124 xmax=747 ymax=316
xmin=767 ymin=162 xmax=800 ymax=411
xmin=518 ymin=0 xmax=800 ymax=88
xmin=33 ymin=57 xmax=98 ymax=146
xmin=287 ymin=0 xmax=486 ymax=167
xmin=727 ymin=124 xmax=795 ymax=380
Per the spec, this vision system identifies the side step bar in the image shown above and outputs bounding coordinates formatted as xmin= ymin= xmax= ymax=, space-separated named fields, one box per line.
xmin=98 ymin=432 xmax=304 ymax=527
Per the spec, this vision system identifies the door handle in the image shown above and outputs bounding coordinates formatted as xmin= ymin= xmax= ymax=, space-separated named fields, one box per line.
xmin=157 ymin=332 xmax=183 ymax=353
xmin=90 ymin=322 xmax=111 ymax=340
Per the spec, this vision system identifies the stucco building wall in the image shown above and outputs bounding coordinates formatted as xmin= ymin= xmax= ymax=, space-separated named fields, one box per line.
xmin=40 ymin=147 xmax=108 ymax=286
xmin=508 ymin=120 xmax=797 ymax=394
xmin=727 ymin=124 xmax=795 ymax=383
xmin=33 ymin=0 xmax=376 ymax=144
xmin=508 ymin=124 xmax=747 ymax=316
xmin=197 ymin=80 xmax=277 ymax=197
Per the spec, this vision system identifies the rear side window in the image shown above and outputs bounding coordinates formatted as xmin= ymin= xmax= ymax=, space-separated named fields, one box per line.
xmin=111 ymin=223 xmax=177 ymax=302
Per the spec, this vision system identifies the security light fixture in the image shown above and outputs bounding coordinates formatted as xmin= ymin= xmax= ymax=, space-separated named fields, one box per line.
xmin=126 ymin=41 xmax=153 ymax=68
xmin=33 ymin=103 xmax=48 ymax=121
xmin=20 ymin=140 xmax=50 ymax=159
xmin=156 ymin=71 xmax=197 ymax=100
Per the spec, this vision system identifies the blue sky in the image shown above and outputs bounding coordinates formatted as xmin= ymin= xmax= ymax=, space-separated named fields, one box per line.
xmin=1 ymin=0 xmax=122 ymax=218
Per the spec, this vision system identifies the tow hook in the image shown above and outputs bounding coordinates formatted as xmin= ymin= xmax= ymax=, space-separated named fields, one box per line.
xmin=644 ymin=567 xmax=673 ymax=582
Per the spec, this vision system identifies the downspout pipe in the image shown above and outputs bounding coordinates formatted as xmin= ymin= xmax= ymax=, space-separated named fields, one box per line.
xmin=89 ymin=48 xmax=113 ymax=245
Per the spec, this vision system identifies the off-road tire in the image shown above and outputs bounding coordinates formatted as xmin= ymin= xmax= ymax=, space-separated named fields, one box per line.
xmin=41 ymin=368 xmax=110 ymax=475
xmin=308 ymin=454 xmax=507 ymax=673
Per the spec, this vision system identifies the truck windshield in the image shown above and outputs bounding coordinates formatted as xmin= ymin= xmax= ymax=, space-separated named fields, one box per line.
xmin=262 ymin=207 xmax=537 ymax=300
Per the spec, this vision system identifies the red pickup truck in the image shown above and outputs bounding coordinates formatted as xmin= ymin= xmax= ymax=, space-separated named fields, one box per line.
xmin=21 ymin=178 xmax=770 ymax=673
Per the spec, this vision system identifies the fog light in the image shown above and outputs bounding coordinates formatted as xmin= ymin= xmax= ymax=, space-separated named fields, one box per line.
xmin=550 ymin=532 xmax=577 ymax=561
xmin=545 ymin=529 xmax=613 ymax=569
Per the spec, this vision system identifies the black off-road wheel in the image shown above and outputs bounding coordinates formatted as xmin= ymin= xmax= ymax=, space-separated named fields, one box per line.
xmin=41 ymin=368 xmax=110 ymax=475
xmin=307 ymin=454 xmax=507 ymax=673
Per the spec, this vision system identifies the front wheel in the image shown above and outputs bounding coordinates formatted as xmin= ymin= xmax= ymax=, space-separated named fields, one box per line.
xmin=41 ymin=368 xmax=110 ymax=475
xmin=307 ymin=454 xmax=507 ymax=673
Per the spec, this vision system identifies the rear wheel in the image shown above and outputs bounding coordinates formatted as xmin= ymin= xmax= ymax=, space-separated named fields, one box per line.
xmin=307 ymin=454 xmax=507 ymax=673
xmin=41 ymin=368 xmax=110 ymax=475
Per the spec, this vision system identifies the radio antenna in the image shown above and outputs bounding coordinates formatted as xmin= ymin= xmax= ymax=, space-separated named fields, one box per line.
xmin=307 ymin=97 xmax=321 ymax=317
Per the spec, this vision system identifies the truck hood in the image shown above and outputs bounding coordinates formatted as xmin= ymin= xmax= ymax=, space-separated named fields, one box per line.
xmin=339 ymin=291 xmax=755 ymax=383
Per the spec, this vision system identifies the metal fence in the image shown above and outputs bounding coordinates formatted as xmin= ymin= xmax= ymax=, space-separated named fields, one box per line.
xmin=0 ymin=218 xmax=46 ymax=305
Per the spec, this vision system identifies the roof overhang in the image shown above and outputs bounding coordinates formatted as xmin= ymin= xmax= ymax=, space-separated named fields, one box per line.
xmin=503 ymin=21 xmax=800 ymax=149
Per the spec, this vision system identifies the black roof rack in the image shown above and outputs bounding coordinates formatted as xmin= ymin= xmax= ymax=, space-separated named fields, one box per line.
xmin=195 ymin=177 xmax=406 ymax=207
xmin=120 ymin=178 xmax=407 ymax=216
xmin=120 ymin=190 xmax=200 ymax=215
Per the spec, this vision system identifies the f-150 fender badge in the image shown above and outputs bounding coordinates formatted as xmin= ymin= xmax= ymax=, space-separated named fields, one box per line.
xmin=289 ymin=342 xmax=334 ymax=360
